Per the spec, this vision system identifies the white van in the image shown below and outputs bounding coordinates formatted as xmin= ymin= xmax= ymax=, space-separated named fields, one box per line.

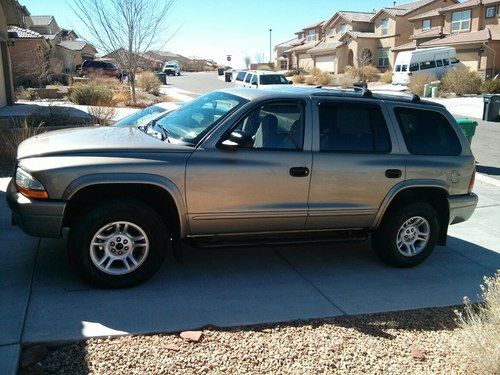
xmin=392 ymin=47 xmax=463 ymax=85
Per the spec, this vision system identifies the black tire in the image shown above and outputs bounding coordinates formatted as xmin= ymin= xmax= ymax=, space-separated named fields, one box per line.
xmin=68 ymin=199 xmax=169 ymax=288
xmin=372 ymin=202 xmax=439 ymax=267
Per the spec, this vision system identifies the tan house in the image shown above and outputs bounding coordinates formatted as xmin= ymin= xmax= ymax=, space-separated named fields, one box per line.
xmin=0 ymin=0 xmax=20 ymax=107
xmin=283 ymin=21 xmax=324 ymax=70
xmin=398 ymin=0 xmax=500 ymax=77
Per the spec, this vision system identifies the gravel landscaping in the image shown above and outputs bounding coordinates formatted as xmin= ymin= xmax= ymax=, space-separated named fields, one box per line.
xmin=20 ymin=306 xmax=481 ymax=375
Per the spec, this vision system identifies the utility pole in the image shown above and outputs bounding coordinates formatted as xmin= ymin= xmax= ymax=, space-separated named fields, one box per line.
xmin=269 ymin=28 xmax=272 ymax=64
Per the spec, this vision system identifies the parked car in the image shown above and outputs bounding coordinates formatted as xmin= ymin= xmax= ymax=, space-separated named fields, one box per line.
xmin=7 ymin=88 xmax=478 ymax=288
xmin=114 ymin=102 xmax=181 ymax=127
xmin=234 ymin=71 xmax=292 ymax=89
xmin=81 ymin=60 xmax=121 ymax=78
xmin=163 ymin=62 xmax=181 ymax=76
xmin=392 ymin=47 xmax=463 ymax=85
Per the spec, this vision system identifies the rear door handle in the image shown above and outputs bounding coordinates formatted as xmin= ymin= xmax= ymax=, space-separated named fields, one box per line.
xmin=290 ymin=167 xmax=310 ymax=177
xmin=385 ymin=169 xmax=402 ymax=179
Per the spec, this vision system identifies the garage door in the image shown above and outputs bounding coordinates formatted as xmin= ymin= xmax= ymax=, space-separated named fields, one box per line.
xmin=298 ymin=54 xmax=313 ymax=70
xmin=315 ymin=55 xmax=335 ymax=73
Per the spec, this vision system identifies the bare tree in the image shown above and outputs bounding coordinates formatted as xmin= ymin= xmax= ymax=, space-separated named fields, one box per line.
xmin=357 ymin=48 xmax=372 ymax=67
xmin=243 ymin=56 xmax=251 ymax=69
xmin=70 ymin=0 xmax=176 ymax=103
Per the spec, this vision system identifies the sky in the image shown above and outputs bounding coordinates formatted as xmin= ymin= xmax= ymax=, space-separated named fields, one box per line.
xmin=20 ymin=0 xmax=404 ymax=68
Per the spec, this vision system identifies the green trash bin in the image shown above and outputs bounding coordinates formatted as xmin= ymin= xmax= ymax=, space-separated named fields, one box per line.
xmin=454 ymin=117 xmax=478 ymax=144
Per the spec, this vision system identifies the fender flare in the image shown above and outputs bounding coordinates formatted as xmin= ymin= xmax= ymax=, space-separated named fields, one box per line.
xmin=62 ymin=173 xmax=188 ymax=238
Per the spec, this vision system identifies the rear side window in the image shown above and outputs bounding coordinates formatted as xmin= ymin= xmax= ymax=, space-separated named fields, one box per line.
xmin=394 ymin=107 xmax=461 ymax=156
xmin=402 ymin=64 xmax=408 ymax=71
xmin=443 ymin=58 xmax=450 ymax=66
xmin=319 ymin=103 xmax=391 ymax=153
xmin=236 ymin=72 xmax=246 ymax=81
xmin=409 ymin=63 xmax=419 ymax=72
xmin=251 ymin=75 xmax=258 ymax=84
xmin=420 ymin=60 xmax=436 ymax=70
xmin=245 ymin=74 xmax=253 ymax=83
xmin=436 ymin=60 xmax=443 ymax=67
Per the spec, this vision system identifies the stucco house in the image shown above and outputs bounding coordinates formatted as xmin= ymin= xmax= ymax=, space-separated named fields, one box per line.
xmin=398 ymin=0 xmax=500 ymax=77
xmin=0 ymin=0 xmax=19 ymax=107
xmin=282 ymin=21 xmax=324 ymax=70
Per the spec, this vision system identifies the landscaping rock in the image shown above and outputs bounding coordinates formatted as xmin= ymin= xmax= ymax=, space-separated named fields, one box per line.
xmin=180 ymin=331 xmax=203 ymax=342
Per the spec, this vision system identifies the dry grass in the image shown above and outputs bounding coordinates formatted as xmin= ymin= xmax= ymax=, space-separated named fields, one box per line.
xmin=304 ymin=76 xmax=316 ymax=85
xmin=137 ymin=72 xmax=162 ymax=96
xmin=380 ymin=70 xmax=393 ymax=84
xmin=442 ymin=67 xmax=483 ymax=96
xmin=69 ymin=82 xmax=114 ymax=106
xmin=331 ymin=74 xmax=358 ymax=88
xmin=482 ymin=79 xmax=500 ymax=94
xmin=456 ymin=271 xmax=500 ymax=375
xmin=409 ymin=73 xmax=437 ymax=96
xmin=88 ymin=105 xmax=117 ymax=126
xmin=358 ymin=65 xmax=380 ymax=82
xmin=292 ymin=74 xmax=306 ymax=84
xmin=308 ymin=67 xmax=322 ymax=77
xmin=316 ymin=72 xmax=333 ymax=86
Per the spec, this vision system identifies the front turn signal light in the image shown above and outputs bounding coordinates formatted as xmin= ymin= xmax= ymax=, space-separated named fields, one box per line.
xmin=15 ymin=168 xmax=49 ymax=199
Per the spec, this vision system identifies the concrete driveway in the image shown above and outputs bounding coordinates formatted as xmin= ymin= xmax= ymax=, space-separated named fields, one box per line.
xmin=1 ymin=178 xmax=499 ymax=374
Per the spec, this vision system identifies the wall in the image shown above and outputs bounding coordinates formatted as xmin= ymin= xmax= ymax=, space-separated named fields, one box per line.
xmin=443 ymin=6 xmax=481 ymax=34
xmin=412 ymin=15 xmax=443 ymax=34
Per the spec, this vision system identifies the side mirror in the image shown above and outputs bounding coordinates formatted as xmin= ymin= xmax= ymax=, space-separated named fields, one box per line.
xmin=288 ymin=80 xmax=293 ymax=84
xmin=219 ymin=130 xmax=253 ymax=150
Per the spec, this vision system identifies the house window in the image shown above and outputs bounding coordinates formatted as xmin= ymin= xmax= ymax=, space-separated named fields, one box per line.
xmin=422 ymin=19 xmax=431 ymax=30
xmin=280 ymin=60 xmax=287 ymax=70
xmin=451 ymin=9 xmax=471 ymax=32
xmin=377 ymin=48 xmax=390 ymax=67
xmin=381 ymin=19 xmax=389 ymax=36
xmin=486 ymin=6 xmax=496 ymax=18
xmin=307 ymin=29 xmax=316 ymax=41
xmin=340 ymin=23 xmax=347 ymax=34
xmin=327 ymin=28 xmax=334 ymax=37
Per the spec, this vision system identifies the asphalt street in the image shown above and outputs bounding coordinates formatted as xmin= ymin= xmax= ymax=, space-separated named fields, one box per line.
xmin=166 ymin=72 xmax=234 ymax=95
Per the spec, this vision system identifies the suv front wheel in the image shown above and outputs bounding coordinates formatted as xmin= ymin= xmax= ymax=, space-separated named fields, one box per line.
xmin=372 ymin=202 xmax=439 ymax=267
xmin=68 ymin=199 xmax=169 ymax=288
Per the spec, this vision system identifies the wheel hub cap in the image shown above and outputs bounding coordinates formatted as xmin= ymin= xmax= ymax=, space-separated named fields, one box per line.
xmin=396 ymin=216 xmax=430 ymax=257
xmin=90 ymin=221 xmax=149 ymax=275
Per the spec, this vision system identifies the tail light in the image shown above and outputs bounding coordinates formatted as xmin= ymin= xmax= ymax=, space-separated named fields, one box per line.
xmin=468 ymin=167 xmax=476 ymax=193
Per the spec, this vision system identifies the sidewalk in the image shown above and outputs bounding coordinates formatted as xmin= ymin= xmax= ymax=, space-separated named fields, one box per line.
xmin=1 ymin=177 xmax=499 ymax=374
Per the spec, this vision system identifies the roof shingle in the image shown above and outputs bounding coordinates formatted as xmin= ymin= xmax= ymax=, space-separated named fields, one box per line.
xmin=7 ymin=26 xmax=44 ymax=39
xmin=308 ymin=40 xmax=344 ymax=54
xmin=30 ymin=15 xmax=55 ymax=26
xmin=420 ymin=28 xmax=490 ymax=46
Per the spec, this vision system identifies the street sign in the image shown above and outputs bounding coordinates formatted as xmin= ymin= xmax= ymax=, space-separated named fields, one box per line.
xmin=227 ymin=55 xmax=232 ymax=62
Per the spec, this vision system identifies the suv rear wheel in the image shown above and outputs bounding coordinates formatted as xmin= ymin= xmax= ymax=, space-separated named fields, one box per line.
xmin=68 ymin=199 xmax=168 ymax=288
xmin=372 ymin=202 xmax=439 ymax=267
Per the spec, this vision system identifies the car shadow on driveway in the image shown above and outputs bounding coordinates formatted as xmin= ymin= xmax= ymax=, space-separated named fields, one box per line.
xmin=21 ymin=235 xmax=500 ymax=344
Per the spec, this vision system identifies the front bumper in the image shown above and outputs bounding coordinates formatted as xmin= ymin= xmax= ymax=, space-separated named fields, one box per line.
xmin=6 ymin=179 xmax=66 ymax=238
xmin=448 ymin=193 xmax=478 ymax=225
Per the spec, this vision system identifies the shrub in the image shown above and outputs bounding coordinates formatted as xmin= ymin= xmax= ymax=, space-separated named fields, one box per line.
xmin=409 ymin=73 xmax=437 ymax=96
xmin=331 ymin=74 xmax=358 ymax=88
xmin=380 ymin=70 xmax=393 ymax=84
xmin=442 ymin=67 xmax=482 ymax=96
xmin=305 ymin=76 xmax=316 ymax=85
xmin=309 ymin=67 xmax=322 ymax=77
xmin=88 ymin=105 xmax=117 ymax=126
xmin=69 ymin=82 xmax=114 ymax=106
xmin=292 ymin=74 xmax=306 ymax=84
xmin=137 ymin=71 xmax=162 ymax=96
xmin=358 ymin=65 xmax=380 ymax=82
xmin=316 ymin=71 xmax=333 ymax=86
xmin=343 ymin=65 xmax=357 ymax=78
xmin=482 ymin=79 xmax=500 ymax=94
xmin=456 ymin=272 xmax=500 ymax=374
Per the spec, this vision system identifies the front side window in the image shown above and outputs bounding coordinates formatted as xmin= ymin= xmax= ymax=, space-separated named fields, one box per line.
xmin=152 ymin=91 xmax=247 ymax=145
xmin=232 ymin=103 xmax=304 ymax=150
xmin=422 ymin=19 xmax=431 ymax=30
xmin=307 ymin=29 xmax=316 ymax=41
xmin=451 ymin=9 xmax=471 ymax=32
xmin=319 ymin=103 xmax=391 ymax=153
xmin=486 ymin=6 xmax=496 ymax=18
xmin=394 ymin=107 xmax=461 ymax=156
xmin=259 ymin=74 xmax=289 ymax=85
xmin=245 ymin=74 xmax=253 ymax=83
xmin=419 ymin=60 xmax=436 ymax=70
xmin=377 ymin=48 xmax=390 ymax=67
xmin=381 ymin=19 xmax=389 ymax=36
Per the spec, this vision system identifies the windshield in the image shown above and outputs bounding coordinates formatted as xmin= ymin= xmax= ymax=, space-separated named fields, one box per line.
xmin=152 ymin=91 xmax=247 ymax=145
xmin=259 ymin=74 xmax=289 ymax=85
xmin=114 ymin=105 xmax=167 ymax=127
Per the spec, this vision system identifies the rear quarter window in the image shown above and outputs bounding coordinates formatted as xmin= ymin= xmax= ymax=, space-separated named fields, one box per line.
xmin=394 ymin=107 xmax=462 ymax=156
xmin=236 ymin=72 xmax=246 ymax=81
xmin=245 ymin=74 xmax=253 ymax=83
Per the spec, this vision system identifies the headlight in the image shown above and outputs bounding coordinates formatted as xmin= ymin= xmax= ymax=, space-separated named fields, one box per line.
xmin=15 ymin=168 xmax=48 ymax=199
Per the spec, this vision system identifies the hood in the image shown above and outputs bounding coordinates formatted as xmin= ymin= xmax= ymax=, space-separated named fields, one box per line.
xmin=17 ymin=126 xmax=192 ymax=159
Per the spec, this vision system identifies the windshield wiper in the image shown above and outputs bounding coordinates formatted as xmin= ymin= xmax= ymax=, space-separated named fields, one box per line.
xmin=155 ymin=122 xmax=171 ymax=143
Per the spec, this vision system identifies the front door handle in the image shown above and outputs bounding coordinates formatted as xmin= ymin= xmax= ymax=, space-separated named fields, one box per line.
xmin=385 ymin=169 xmax=402 ymax=179
xmin=290 ymin=167 xmax=310 ymax=177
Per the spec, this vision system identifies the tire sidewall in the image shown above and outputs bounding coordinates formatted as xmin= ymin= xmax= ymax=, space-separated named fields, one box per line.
xmin=376 ymin=203 xmax=439 ymax=267
xmin=69 ymin=201 xmax=168 ymax=288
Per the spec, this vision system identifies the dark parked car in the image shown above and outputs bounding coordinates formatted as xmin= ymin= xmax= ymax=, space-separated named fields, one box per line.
xmin=82 ymin=60 xmax=121 ymax=78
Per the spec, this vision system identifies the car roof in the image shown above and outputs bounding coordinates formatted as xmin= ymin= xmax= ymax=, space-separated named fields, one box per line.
xmin=219 ymin=87 xmax=445 ymax=108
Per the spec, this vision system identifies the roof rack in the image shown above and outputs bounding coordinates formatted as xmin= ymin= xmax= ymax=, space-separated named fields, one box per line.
xmin=410 ymin=93 xmax=421 ymax=103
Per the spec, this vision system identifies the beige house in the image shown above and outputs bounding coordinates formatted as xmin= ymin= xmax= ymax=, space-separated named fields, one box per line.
xmin=274 ymin=0 xmax=455 ymax=73
xmin=0 ymin=0 xmax=19 ymax=107
xmin=397 ymin=0 xmax=500 ymax=77
xmin=283 ymin=21 xmax=324 ymax=70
